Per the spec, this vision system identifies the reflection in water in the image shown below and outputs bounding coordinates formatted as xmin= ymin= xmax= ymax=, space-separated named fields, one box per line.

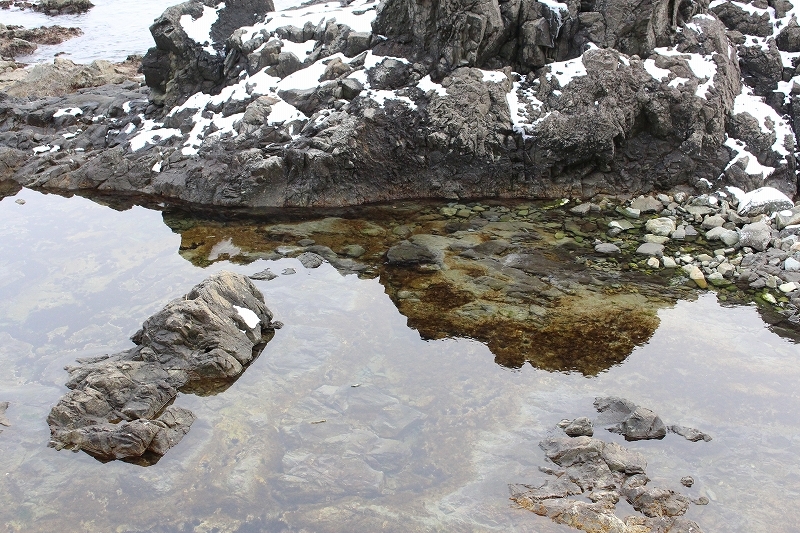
xmin=0 ymin=190 xmax=799 ymax=532
xmin=162 ymin=204 xmax=689 ymax=374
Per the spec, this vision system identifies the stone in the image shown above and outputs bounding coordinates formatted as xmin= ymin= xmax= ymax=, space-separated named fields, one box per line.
xmin=662 ymin=256 xmax=677 ymax=268
xmin=779 ymin=282 xmax=798 ymax=293
xmin=636 ymin=243 xmax=664 ymax=257
xmin=738 ymin=222 xmax=773 ymax=252
xmin=249 ymin=268 xmax=277 ymax=280
xmin=717 ymin=262 xmax=736 ymax=278
xmin=600 ymin=441 xmax=646 ymax=474
xmin=683 ymin=264 xmax=708 ymax=289
xmin=643 ymin=234 xmax=669 ymax=244
xmin=645 ymin=217 xmax=676 ymax=236
xmin=341 ymin=244 xmax=366 ymax=258
xmin=616 ymin=206 xmax=641 ymax=219
xmin=646 ymin=257 xmax=660 ymax=268
xmin=630 ymin=196 xmax=663 ymax=213
xmin=762 ymin=292 xmax=778 ymax=304
xmin=681 ymin=476 xmax=694 ymax=487
xmin=706 ymin=226 xmax=740 ymax=246
xmin=775 ymin=206 xmax=800 ymax=230
xmin=701 ymin=215 xmax=726 ymax=230
xmin=297 ymin=251 xmax=325 ymax=268
xmin=570 ymin=202 xmax=593 ymax=215
xmin=669 ymin=425 xmax=712 ymax=442
xmin=386 ymin=240 xmax=440 ymax=265
xmin=624 ymin=485 xmax=691 ymax=517
xmin=785 ymin=257 xmax=800 ymax=271
xmin=594 ymin=243 xmax=620 ymax=254
xmin=564 ymin=417 xmax=594 ymax=437
xmin=594 ymin=397 xmax=667 ymax=440
xmin=609 ymin=220 xmax=635 ymax=231
xmin=47 ymin=272 xmax=277 ymax=461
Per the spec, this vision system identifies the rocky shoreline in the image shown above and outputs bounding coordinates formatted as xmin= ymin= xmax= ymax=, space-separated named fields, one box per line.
xmin=0 ymin=0 xmax=798 ymax=207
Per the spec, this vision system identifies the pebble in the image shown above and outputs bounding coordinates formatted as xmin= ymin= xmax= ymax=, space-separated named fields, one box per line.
xmin=779 ymin=282 xmax=798 ymax=293
xmin=681 ymin=476 xmax=694 ymax=488
xmin=282 ymin=268 xmax=296 ymax=275
xmin=15 ymin=199 xmax=26 ymax=205
xmin=762 ymin=293 xmax=777 ymax=304
xmin=595 ymin=243 xmax=620 ymax=254
xmin=662 ymin=256 xmax=677 ymax=268
xmin=636 ymin=243 xmax=664 ymax=257
xmin=785 ymin=257 xmax=800 ymax=272
xmin=682 ymin=264 xmax=707 ymax=289
xmin=646 ymin=257 xmax=660 ymax=268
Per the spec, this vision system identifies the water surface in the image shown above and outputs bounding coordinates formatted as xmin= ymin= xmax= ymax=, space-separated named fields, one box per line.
xmin=0 ymin=189 xmax=798 ymax=532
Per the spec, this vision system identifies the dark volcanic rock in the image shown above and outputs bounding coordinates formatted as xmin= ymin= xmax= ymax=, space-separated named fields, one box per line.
xmin=47 ymin=271 xmax=278 ymax=461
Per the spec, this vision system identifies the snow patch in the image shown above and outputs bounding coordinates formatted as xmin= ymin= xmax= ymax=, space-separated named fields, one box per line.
xmin=546 ymin=55 xmax=587 ymax=88
xmin=733 ymin=87 xmax=793 ymax=157
xmin=53 ymin=107 xmax=82 ymax=118
xmin=724 ymin=137 xmax=775 ymax=178
xmin=728 ymin=186 xmax=793 ymax=215
xmin=180 ymin=3 xmax=224 ymax=54
xmin=417 ymin=75 xmax=447 ymax=96
xmin=233 ymin=305 xmax=260 ymax=328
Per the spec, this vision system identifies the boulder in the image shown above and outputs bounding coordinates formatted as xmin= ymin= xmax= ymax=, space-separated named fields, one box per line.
xmin=594 ymin=396 xmax=667 ymax=440
xmin=47 ymin=271 xmax=278 ymax=461
xmin=738 ymin=221 xmax=773 ymax=252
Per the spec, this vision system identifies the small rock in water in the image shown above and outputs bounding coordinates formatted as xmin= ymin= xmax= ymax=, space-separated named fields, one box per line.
xmin=616 ymin=206 xmax=641 ymax=219
xmin=762 ymin=293 xmax=777 ymax=304
xmin=341 ymin=244 xmax=366 ymax=258
xmin=646 ymin=257 xmax=660 ymax=269
xmin=563 ymin=417 xmax=594 ymax=437
xmin=249 ymin=268 xmax=278 ymax=281
xmin=669 ymin=425 xmax=712 ymax=442
xmin=297 ymin=251 xmax=325 ymax=268
xmin=594 ymin=397 xmax=667 ymax=440
xmin=0 ymin=401 xmax=10 ymax=428
xmin=15 ymin=199 xmax=26 ymax=205
xmin=662 ymin=257 xmax=677 ymax=268
xmin=297 ymin=238 xmax=315 ymax=246
xmin=681 ymin=476 xmax=694 ymax=487
xmin=282 ymin=268 xmax=296 ymax=275
xmin=630 ymin=196 xmax=663 ymax=213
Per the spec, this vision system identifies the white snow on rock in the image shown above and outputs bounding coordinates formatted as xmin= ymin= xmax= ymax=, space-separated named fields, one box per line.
xmin=180 ymin=3 xmax=225 ymax=54
xmin=733 ymin=86 xmax=793 ymax=157
xmin=233 ymin=305 xmax=260 ymax=328
xmin=652 ymin=47 xmax=717 ymax=99
xmin=724 ymin=137 xmax=775 ymax=178
xmin=246 ymin=0 xmax=378 ymax=41
xmin=53 ymin=107 xmax=82 ymax=118
xmin=417 ymin=75 xmax=447 ymax=96
xmin=727 ymin=186 xmax=794 ymax=215
xmin=643 ymin=59 xmax=672 ymax=81
xmin=546 ymin=54 xmax=587 ymax=88
xmin=279 ymin=39 xmax=317 ymax=61
xmin=480 ymin=69 xmax=507 ymax=84
xmin=506 ymin=76 xmax=546 ymax=138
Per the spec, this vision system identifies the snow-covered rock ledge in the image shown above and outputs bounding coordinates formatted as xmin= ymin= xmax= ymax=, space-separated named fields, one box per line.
xmin=0 ymin=0 xmax=797 ymax=207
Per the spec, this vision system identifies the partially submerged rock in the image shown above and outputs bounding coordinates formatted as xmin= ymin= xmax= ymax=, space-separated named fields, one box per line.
xmin=594 ymin=397 xmax=667 ymax=441
xmin=47 ymin=271 xmax=278 ymax=462
xmin=0 ymin=401 xmax=10 ymax=432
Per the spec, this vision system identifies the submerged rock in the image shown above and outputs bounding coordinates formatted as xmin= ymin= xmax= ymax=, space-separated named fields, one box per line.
xmin=47 ymin=271 xmax=278 ymax=462
xmin=595 ymin=397 xmax=667 ymax=440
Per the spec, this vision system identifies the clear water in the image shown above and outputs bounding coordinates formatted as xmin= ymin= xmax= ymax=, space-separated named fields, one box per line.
xmin=0 ymin=188 xmax=798 ymax=532
xmin=1 ymin=0 xmax=306 ymax=64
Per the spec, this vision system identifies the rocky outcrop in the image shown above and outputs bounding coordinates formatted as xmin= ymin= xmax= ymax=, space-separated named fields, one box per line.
xmin=0 ymin=0 xmax=797 ymax=207
xmin=141 ymin=0 xmax=274 ymax=107
xmin=0 ymin=24 xmax=83 ymax=59
xmin=47 ymin=271 xmax=278 ymax=462
xmin=511 ymin=398 xmax=709 ymax=533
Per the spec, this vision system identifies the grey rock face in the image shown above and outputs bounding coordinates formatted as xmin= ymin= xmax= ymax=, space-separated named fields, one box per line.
xmin=47 ymin=271 xmax=277 ymax=461
xmin=594 ymin=396 xmax=667 ymax=440
xmin=669 ymin=424 xmax=713 ymax=442
xmin=563 ymin=417 xmax=594 ymax=437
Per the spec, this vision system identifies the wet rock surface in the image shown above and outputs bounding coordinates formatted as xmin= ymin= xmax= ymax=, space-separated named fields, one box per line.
xmin=47 ymin=271 xmax=278 ymax=462
xmin=511 ymin=398 xmax=710 ymax=532
xmin=0 ymin=401 xmax=9 ymax=432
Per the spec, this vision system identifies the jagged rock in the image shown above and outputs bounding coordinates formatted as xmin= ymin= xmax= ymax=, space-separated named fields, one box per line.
xmin=47 ymin=271 xmax=277 ymax=461
xmin=669 ymin=425 xmax=712 ymax=442
xmin=563 ymin=417 xmax=594 ymax=437
xmin=594 ymin=397 xmax=667 ymax=440
xmin=297 ymin=251 xmax=325 ymax=268
xmin=623 ymin=485 xmax=691 ymax=518
xmin=645 ymin=218 xmax=676 ymax=237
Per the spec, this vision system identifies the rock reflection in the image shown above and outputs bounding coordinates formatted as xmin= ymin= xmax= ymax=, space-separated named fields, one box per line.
xmin=161 ymin=202 xmax=685 ymax=375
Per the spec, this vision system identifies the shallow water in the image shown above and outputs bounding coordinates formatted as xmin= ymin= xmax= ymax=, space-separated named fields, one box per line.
xmin=2 ymin=0 xmax=306 ymax=64
xmin=0 ymin=188 xmax=798 ymax=532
